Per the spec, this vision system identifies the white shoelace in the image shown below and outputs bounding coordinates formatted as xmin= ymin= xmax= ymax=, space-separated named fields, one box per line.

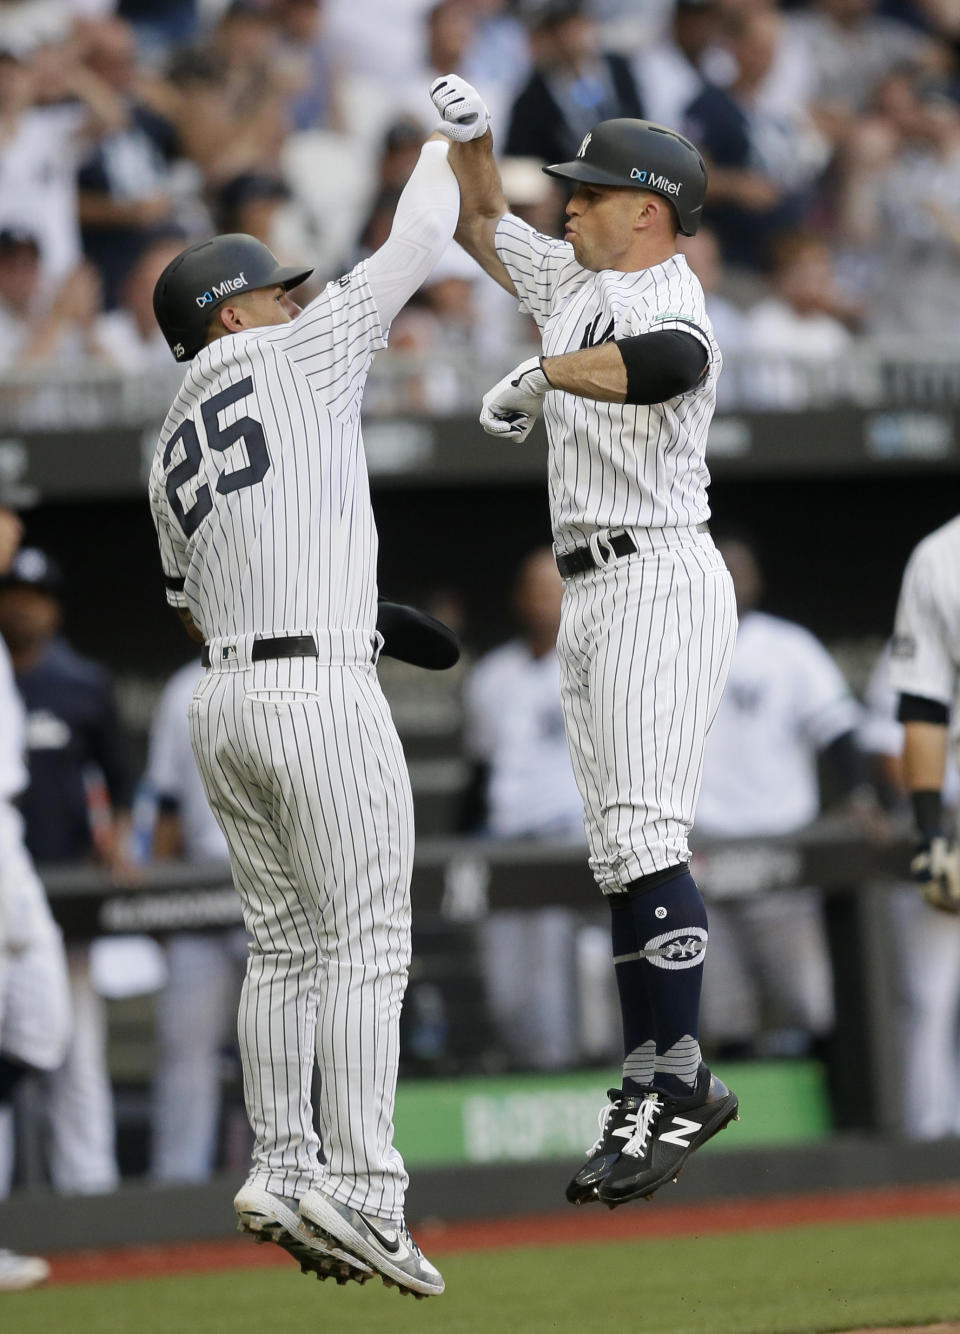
xmin=587 ymin=1096 xmax=623 ymax=1154
xmin=612 ymin=1093 xmax=663 ymax=1159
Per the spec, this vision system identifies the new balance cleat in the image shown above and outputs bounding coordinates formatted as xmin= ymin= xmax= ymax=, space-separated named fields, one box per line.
xmin=234 ymin=1184 xmax=372 ymax=1284
xmin=597 ymin=1065 xmax=739 ymax=1207
xmin=566 ymin=1088 xmax=651 ymax=1204
xmin=299 ymin=1187 xmax=444 ymax=1297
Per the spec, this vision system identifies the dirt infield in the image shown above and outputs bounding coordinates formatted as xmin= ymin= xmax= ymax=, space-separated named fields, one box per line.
xmin=44 ymin=1180 xmax=960 ymax=1287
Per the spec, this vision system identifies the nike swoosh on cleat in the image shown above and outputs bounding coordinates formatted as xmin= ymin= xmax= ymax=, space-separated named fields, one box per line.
xmin=357 ymin=1214 xmax=402 ymax=1255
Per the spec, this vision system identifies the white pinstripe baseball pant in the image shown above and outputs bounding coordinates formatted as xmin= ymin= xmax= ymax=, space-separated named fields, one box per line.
xmin=558 ymin=527 xmax=737 ymax=893
xmin=189 ymin=632 xmax=413 ymax=1220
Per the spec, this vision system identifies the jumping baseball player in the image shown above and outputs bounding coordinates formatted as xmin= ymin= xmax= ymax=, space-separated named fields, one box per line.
xmin=148 ymin=131 xmax=462 ymax=1297
xmin=432 ymin=76 xmax=738 ymax=1207
xmin=890 ymin=514 xmax=960 ymax=916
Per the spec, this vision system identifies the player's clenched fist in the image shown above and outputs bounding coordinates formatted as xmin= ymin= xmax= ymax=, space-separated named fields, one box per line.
xmin=430 ymin=74 xmax=490 ymax=142
xmin=479 ymin=357 xmax=552 ymax=442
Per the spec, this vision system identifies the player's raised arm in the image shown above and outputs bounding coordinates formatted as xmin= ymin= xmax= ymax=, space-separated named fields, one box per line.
xmin=478 ymin=332 xmax=709 ymax=443
xmin=363 ymin=133 xmax=461 ymax=328
xmin=429 ymin=75 xmax=516 ymax=296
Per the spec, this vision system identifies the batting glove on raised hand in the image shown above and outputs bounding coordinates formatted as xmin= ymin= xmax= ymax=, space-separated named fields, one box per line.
xmin=430 ymin=74 xmax=490 ymax=142
xmin=479 ymin=357 xmax=552 ymax=442
xmin=911 ymin=834 xmax=960 ymax=914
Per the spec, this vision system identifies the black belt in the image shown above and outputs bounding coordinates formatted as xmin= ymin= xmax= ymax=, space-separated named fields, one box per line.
xmin=555 ymin=522 xmax=709 ymax=579
xmin=201 ymin=634 xmax=319 ymax=668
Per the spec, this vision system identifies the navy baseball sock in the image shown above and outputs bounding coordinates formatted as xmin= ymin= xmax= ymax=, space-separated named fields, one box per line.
xmin=613 ymin=864 xmax=708 ymax=1098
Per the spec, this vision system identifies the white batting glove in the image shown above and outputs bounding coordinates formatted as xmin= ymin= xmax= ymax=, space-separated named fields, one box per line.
xmin=430 ymin=74 xmax=490 ymax=143
xmin=911 ymin=835 xmax=960 ymax=914
xmin=479 ymin=357 xmax=551 ymax=442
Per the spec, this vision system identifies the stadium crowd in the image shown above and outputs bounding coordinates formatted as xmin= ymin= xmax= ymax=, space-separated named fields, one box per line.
xmin=2 ymin=0 xmax=960 ymax=397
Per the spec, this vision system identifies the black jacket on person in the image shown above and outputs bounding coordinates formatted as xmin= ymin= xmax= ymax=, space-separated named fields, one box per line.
xmin=14 ymin=638 xmax=133 ymax=863
xmin=505 ymin=54 xmax=644 ymax=168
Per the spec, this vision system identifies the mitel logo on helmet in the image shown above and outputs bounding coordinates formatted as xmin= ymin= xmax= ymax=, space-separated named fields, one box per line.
xmin=195 ymin=272 xmax=248 ymax=308
xmin=631 ymin=168 xmax=682 ymax=195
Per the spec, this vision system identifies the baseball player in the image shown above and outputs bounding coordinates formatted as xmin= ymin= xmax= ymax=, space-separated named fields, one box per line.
xmin=890 ymin=514 xmax=960 ymax=916
xmin=0 ymin=506 xmax=70 ymax=1290
xmin=432 ymin=76 xmax=738 ymax=1207
xmin=148 ymin=132 xmax=462 ymax=1297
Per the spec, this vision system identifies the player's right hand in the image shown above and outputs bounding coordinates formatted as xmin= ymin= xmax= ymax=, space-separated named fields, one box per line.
xmin=911 ymin=834 xmax=960 ymax=914
xmin=430 ymin=74 xmax=490 ymax=143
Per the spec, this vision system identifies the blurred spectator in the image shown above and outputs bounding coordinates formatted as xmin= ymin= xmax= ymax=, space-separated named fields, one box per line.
xmin=0 ymin=507 xmax=69 ymax=1287
xmin=694 ymin=536 xmax=865 ymax=1060
xmin=633 ymin=0 xmax=734 ymax=134
xmin=0 ymin=229 xmax=104 ymax=369
xmin=461 ymin=548 xmax=602 ymax=1071
xmin=213 ymin=173 xmax=289 ymax=243
xmin=95 ymin=232 xmax=183 ymax=370
xmin=145 ymin=658 xmax=248 ymax=1184
xmin=160 ymin=6 xmax=296 ymax=188
xmin=116 ymin=1 xmax=200 ymax=67
xmin=678 ymin=223 xmax=750 ymax=361
xmin=841 ymin=70 xmax=960 ymax=338
xmin=786 ymin=0 xmax=943 ymax=136
xmin=505 ymin=0 xmax=643 ymax=169
xmin=860 ymin=643 xmax=960 ymax=1140
xmin=0 ymin=39 xmax=124 ymax=288
xmin=744 ymin=231 xmax=861 ymax=407
xmin=0 ymin=547 xmax=135 ymax=1194
xmin=272 ymin=0 xmax=343 ymax=132
xmin=74 ymin=16 xmax=179 ymax=307
xmin=684 ymin=8 xmax=831 ymax=270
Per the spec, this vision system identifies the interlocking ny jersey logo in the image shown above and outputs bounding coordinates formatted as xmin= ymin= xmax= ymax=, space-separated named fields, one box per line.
xmin=644 ymin=926 xmax=707 ymax=971
xmin=577 ymin=132 xmax=592 ymax=158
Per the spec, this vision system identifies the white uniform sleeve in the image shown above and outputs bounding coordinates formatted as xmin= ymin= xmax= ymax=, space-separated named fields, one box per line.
xmin=364 ymin=140 xmax=460 ymax=328
xmin=619 ymin=260 xmax=717 ymax=371
xmin=494 ymin=214 xmax=583 ymax=330
xmin=889 ymin=541 xmax=957 ymax=708
xmin=148 ymin=458 xmax=189 ymax=610
xmin=858 ymin=648 xmax=904 ymax=758
xmin=790 ymin=629 xmax=861 ymax=749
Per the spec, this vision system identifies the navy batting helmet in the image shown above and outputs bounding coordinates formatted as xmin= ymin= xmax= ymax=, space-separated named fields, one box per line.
xmin=543 ymin=119 xmax=707 ymax=237
xmin=153 ymin=233 xmax=314 ymax=363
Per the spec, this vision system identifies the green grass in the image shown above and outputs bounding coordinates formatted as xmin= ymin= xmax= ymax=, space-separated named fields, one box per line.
xmin=4 ymin=1216 xmax=960 ymax=1334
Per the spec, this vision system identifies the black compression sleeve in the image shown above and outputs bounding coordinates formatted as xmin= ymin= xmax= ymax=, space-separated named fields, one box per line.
xmin=897 ymin=692 xmax=950 ymax=725
xmin=820 ymin=729 xmax=866 ymax=797
xmin=615 ymin=330 xmax=709 ymax=405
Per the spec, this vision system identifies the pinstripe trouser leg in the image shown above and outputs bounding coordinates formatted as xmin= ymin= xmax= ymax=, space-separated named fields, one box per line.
xmin=559 ymin=537 xmax=737 ymax=893
xmin=190 ymin=663 xmax=412 ymax=1217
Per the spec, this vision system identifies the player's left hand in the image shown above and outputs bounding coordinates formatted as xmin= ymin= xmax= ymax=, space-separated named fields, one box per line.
xmin=480 ymin=357 xmax=551 ymax=442
xmin=430 ymin=74 xmax=490 ymax=142
xmin=911 ymin=834 xmax=960 ymax=914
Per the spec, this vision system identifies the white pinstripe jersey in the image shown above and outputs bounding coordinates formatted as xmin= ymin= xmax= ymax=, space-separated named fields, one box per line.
xmin=148 ymin=262 xmax=387 ymax=641
xmin=495 ymin=214 xmax=720 ymax=550
xmin=890 ymin=514 xmax=960 ymax=719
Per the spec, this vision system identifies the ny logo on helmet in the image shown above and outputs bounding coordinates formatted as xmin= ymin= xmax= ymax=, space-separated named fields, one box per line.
xmin=577 ymin=133 xmax=592 ymax=158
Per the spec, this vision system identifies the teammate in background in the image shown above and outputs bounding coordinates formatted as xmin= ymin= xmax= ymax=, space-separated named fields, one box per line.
xmin=0 ymin=548 xmax=134 ymax=1197
xmin=433 ymin=76 xmax=738 ymax=1208
xmin=148 ymin=129 xmax=462 ymax=1296
xmin=694 ymin=537 xmax=863 ymax=1060
xmin=145 ymin=658 xmax=245 ymax=1185
xmin=890 ymin=516 xmax=960 ymax=917
xmin=0 ymin=508 xmax=70 ymax=1290
xmin=461 ymin=548 xmax=608 ymax=1072
xmin=861 ymin=644 xmax=960 ymax=1139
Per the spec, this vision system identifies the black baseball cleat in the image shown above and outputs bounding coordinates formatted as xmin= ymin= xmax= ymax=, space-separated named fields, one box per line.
xmin=596 ymin=1065 xmax=739 ymax=1208
xmin=566 ymin=1088 xmax=651 ymax=1204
